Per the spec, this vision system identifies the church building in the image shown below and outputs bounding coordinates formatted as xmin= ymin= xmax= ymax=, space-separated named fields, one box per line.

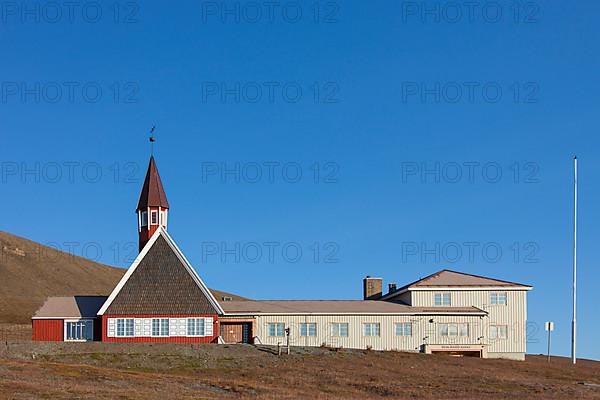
xmin=32 ymin=155 xmax=533 ymax=360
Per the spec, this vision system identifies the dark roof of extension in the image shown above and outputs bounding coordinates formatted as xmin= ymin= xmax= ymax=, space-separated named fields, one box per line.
xmin=381 ymin=269 xmax=532 ymax=300
xmin=137 ymin=156 xmax=169 ymax=211
xmin=220 ymin=300 xmax=486 ymax=315
xmin=33 ymin=296 xmax=108 ymax=319
xmin=103 ymin=234 xmax=219 ymax=315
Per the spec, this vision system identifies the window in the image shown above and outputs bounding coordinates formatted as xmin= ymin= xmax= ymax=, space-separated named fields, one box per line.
xmin=152 ymin=318 xmax=169 ymax=336
xmin=65 ymin=320 xmax=93 ymax=341
xmin=160 ymin=211 xmax=167 ymax=227
xmin=363 ymin=323 xmax=380 ymax=337
xmin=395 ymin=323 xmax=412 ymax=337
xmin=490 ymin=292 xmax=507 ymax=305
xmin=151 ymin=211 xmax=158 ymax=225
xmin=268 ymin=323 xmax=285 ymax=337
xmin=434 ymin=293 xmax=451 ymax=306
xmin=331 ymin=323 xmax=349 ymax=337
xmin=141 ymin=211 xmax=148 ymax=227
xmin=489 ymin=325 xmax=508 ymax=339
xmin=300 ymin=323 xmax=317 ymax=337
xmin=439 ymin=323 xmax=468 ymax=337
xmin=187 ymin=318 xmax=205 ymax=336
xmin=116 ymin=318 xmax=134 ymax=337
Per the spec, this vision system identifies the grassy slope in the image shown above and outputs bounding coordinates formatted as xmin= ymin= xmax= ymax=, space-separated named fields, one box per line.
xmin=0 ymin=342 xmax=599 ymax=399
xmin=0 ymin=231 xmax=243 ymax=323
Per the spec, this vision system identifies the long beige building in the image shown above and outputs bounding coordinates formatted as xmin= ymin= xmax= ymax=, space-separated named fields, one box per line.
xmin=220 ymin=270 xmax=532 ymax=360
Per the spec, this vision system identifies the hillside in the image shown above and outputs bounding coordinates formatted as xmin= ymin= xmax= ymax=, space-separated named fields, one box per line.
xmin=1 ymin=343 xmax=599 ymax=399
xmin=0 ymin=231 xmax=244 ymax=323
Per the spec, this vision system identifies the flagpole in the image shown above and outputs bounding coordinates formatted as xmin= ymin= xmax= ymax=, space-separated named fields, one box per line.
xmin=571 ymin=156 xmax=577 ymax=365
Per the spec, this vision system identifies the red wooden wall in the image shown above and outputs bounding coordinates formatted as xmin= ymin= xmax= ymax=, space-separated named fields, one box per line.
xmin=32 ymin=319 xmax=63 ymax=341
xmin=101 ymin=314 xmax=219 ymax=343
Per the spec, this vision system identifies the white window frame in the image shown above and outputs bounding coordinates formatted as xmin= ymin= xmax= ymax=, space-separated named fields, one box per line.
xmin=395 ymin=322 xmax=412 ymax=337
xmin=330 ymin=322 xmax=349 ymax=337
xmin=151 ymin=210 xmax=158 ymax=225
xmin=141 ymin=211 xmax=148 ymax=227
xmin=187 ymin=318 xmax=206 ymax=337
xmin=116 ymin=318 xmax=134 ymax=337
xmin=268 ymin=323 xmax=285 ymax=337
xmin=363 ymin=323 xmax=380 ymax=337
xmin=490 ymin=292 xmax=507 ymax=306
xmin=151 ymin=318 xmax=170 ymax=337
xmin=434 ymin=292 xmax=451 ymax=306
xmin=64 ymin=319 xmax=94 ymax=342
xmin=489 ymin=325 xmax=508 ymax=340
xmin=300 ymin=323 xmax=317 ymax=337
xmin=439 ymin=323 xmax=469 ymax=337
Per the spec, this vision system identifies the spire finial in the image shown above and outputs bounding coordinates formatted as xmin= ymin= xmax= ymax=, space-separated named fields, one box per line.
xmin=149 ymin=125 xmax=156 ymax=155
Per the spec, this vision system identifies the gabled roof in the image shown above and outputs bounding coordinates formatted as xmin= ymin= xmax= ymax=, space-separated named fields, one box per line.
xmin=220 ymin=300 xmax=487 ymax=316
xmin=381 ymin=269 xmax=532 ymax=300
xmin=33 ymin=296 xmax=107 ymax=319
xmin=98 ymin=227 xmax=224 ymax=315
xmin=137 ymin=156 xmax=169 ymax=211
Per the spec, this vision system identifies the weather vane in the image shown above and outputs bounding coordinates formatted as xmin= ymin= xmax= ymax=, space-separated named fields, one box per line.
xmin=149 ymin=125 xmax=156 ymax=155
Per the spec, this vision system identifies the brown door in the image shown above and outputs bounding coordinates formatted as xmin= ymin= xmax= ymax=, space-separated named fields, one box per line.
xmin=221 ymin=323 xmax=252 ymax=344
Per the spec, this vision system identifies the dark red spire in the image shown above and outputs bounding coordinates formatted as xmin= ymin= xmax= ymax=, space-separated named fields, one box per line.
xmin=137 ymin=156 xmax=169 ymax=211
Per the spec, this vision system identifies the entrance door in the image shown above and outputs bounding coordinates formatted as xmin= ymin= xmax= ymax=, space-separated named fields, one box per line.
xmin=242 ymin=322 xmax=251 ymax=343
xmin=221 ymin=323 xmax=252 ymax=344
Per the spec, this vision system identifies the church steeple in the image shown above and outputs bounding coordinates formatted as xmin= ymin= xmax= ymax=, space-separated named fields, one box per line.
xmin=137 ymin=156 xmax=169 ymax=252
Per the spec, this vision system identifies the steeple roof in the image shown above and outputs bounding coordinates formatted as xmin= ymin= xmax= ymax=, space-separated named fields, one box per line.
xmin=137 ymin=156 xmax=169 ymax=211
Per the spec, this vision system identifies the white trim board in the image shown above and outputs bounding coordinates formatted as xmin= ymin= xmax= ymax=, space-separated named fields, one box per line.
xmin=223 ymin=311 xmax=488 ymax=317
xmin=407 ymin=287 xmax=532 ymax=291
xmin=97 ymin=227 xmax=224 ymax=316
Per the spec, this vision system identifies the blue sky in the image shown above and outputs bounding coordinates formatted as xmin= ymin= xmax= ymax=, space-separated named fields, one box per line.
xmin=2 ymin=1 xmax=599 ymax=359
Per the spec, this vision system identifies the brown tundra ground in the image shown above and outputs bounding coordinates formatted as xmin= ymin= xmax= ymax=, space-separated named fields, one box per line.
xmin=0 ymin=325 xmax=599 ymax=399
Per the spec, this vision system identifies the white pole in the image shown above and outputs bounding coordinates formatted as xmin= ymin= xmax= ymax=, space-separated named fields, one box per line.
xmin=547 ymin=326 xmax=551 ymax=363
xmin=571 ymin=156 xmax=577 ymax=365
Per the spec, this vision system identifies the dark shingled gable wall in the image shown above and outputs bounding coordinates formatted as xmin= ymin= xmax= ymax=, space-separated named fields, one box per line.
xmin=104 ymin=235 xmax=218 ymax=315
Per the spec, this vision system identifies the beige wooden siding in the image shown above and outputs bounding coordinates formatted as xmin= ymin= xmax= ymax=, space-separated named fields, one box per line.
xmin=409 ymin=290 xmax=528 ymax=353
xmin=253 ymin=314 xmax=485 ymax=351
